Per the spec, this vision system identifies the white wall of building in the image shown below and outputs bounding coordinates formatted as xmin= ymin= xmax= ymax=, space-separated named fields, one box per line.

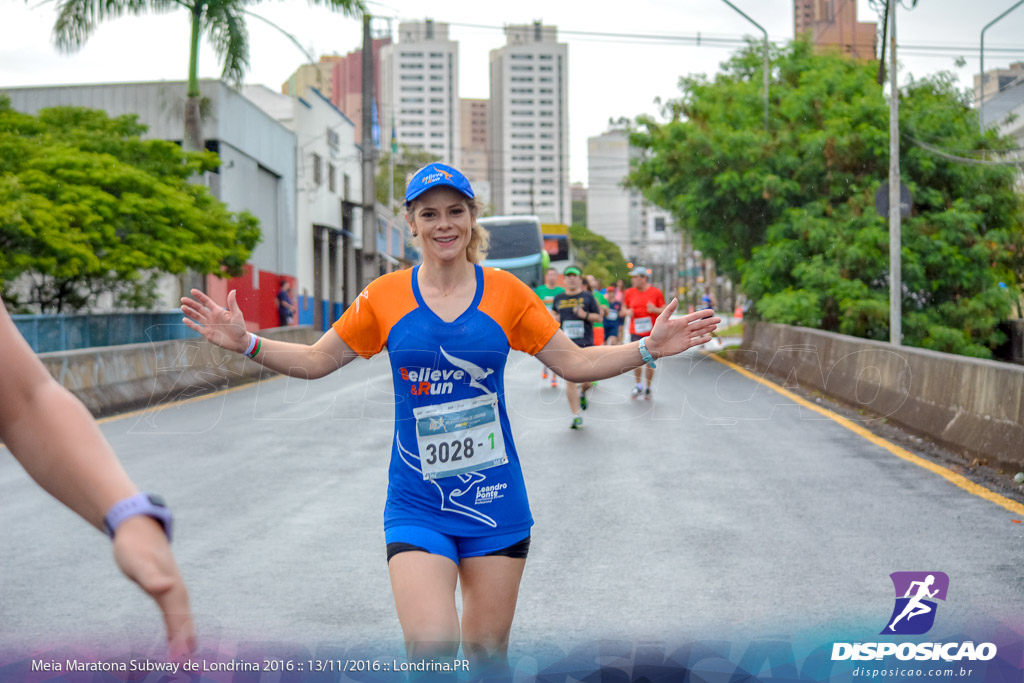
xmin=244 ymin=84 xmax=365 ymax=325
xmin=587 ymin=128 xmax=679 ymax=287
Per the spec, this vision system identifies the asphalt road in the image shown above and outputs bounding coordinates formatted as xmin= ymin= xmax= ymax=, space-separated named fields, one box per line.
xmin=2 ymin=344 xmax=1022 ymax=671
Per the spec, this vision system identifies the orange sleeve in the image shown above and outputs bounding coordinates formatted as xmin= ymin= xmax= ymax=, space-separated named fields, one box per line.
xmin=332 ymin=269 xmax=417 ymax=358
xmin=479 ymin=268 xmax=560 ymax=355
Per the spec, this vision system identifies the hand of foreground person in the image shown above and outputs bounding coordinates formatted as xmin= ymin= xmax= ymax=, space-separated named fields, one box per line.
xmin=112 ymin=516 xmax=197 ymax=659
xmin=181 ymin=289 xmax=249 ymax=353
xmin=644 ymin=299 xmax=721 ymax=358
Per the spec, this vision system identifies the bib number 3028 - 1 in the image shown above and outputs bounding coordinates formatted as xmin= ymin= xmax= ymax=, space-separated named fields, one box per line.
xmin=413 ymin=394 xmax=507 ymax=480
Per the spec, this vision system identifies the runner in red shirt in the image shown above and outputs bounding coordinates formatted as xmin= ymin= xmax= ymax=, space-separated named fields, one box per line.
xmin=623 ymin=266 xmax=666 ymax=399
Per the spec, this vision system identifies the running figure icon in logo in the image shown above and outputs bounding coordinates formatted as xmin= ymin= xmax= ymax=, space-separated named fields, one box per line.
xmin=882 ymin=571 xmax=949 ymax=635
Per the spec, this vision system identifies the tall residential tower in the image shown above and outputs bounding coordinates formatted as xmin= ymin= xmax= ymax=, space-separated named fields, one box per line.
xmin=488 ymin=22 xmax=570 ymax=223
xmin=380 ymin=20 xmax=461 ymax=166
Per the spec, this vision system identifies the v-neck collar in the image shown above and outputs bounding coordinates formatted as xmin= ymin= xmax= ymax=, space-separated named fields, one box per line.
xmin=411 ymin=263 xmax=484 ymax=324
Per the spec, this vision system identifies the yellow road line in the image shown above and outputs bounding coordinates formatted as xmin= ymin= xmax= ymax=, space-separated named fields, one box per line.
xmin=703 ymin=351 xmax=1024 ymax=519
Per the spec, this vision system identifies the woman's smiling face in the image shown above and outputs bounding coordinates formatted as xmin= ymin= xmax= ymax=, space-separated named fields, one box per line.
xmin=407 ymin=187 xmax=474 ymax=266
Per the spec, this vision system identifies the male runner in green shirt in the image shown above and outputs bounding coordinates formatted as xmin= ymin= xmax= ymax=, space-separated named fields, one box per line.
xmin=534 ymin=267 xmax=564 ymax=388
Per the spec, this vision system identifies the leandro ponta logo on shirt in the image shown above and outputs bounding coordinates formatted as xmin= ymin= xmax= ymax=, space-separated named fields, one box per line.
xmin=831 ymin=572 xmax=997 ymax=663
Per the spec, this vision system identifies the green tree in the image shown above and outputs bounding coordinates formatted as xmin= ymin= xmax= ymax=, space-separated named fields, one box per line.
xmin=48 ymin=0 xmax=363 ymax=152
xmin=568 ymin=223 xmax=629 ymax=286
xmin=628 ymin=40 xmax=1024 ymax=358
xmin=376 ymin=145 xmax=442 ymax=214
xmin=0 ymin=98 xmax=260 ymax=313
xmin=572 ymin=197 xmax=586 ymax=227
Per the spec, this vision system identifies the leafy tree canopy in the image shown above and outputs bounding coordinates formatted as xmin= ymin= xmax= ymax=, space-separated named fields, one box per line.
xmin=376 ymin=145 xmax=442 ymax=215
xmin=627 ymin=40 xmax=1024 ymax=358
xmin=0 ymin=97 xmax=260 ymax=313
xmin=569 ymin=222 xmax=630 ymax=287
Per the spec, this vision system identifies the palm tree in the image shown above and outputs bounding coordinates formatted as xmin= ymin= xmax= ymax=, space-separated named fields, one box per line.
xmin=50 ymin=0 xmax=364 ymax=152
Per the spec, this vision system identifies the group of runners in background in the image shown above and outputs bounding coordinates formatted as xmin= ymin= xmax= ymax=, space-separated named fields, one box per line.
xmin=535 ymin=264 xmax=668 ymax=429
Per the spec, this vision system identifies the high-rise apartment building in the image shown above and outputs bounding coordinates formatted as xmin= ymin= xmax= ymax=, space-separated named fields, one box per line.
xmin=460 ymin=98 xmax=491 ymax=207
xmin=488 ymin=22 xmax=570 ymax=223
xmin=282 ymin=39 xmax=390 ymax=142
xmin=380 ymin=20 xmax=461 ymax=167
xmin=794 ymin=0 xmax=876 ymax=60
xmin=587 ymin=129 xmax=678 ymax=282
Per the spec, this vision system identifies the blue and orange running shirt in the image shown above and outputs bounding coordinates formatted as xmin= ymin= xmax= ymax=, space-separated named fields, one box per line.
xmin=332 ymin=264 xmax=560 ymax=538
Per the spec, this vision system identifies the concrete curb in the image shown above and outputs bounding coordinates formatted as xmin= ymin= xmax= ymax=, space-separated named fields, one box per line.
xmin=40 ymin=327 xmax=323 ymax=418
xmin=731 ymin=321 xmax=1023 ymax=472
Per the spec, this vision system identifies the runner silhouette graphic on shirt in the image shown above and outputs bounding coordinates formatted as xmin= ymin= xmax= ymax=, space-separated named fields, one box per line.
xmin=888 ymin=574 xmax=939 ymax=631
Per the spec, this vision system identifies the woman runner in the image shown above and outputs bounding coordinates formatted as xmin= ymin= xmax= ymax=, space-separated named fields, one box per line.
xmin=180 ymin=163 xmax=719 ymax=675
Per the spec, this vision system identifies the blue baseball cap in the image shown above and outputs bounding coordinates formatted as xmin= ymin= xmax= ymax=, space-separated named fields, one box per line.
xmin=404 ymin=163 xmax=475 ymax=203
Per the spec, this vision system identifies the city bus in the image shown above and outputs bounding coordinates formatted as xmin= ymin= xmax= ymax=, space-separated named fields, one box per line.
xmin=541 ymin=224 xmax=572 ymax=274
xmin=479 ymin=215 xmax=547 ymax=289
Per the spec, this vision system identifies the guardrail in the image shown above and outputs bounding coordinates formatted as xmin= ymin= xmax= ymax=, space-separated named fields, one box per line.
xmin=39 ymin=326 xmax=321 ymax=418
xmin=733 ymin=322 xmax=1023 ymax=472
xmin=13 ymin=312 xmax=199 ymax=353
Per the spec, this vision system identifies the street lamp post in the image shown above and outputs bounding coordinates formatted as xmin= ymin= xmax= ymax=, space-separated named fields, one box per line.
xmin=720 ymin=0 xmax=769 ymax=131
xmin=979 ymin=0 xmax=1024 ymax=131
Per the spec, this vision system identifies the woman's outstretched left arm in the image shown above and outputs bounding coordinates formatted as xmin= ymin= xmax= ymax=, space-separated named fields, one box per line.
xmin=534 ymin=300 xmax=720 ymax=383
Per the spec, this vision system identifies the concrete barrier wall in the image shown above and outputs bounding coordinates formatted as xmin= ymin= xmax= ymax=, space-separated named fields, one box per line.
xmin=735 ymin=322 xmax=1024 ymax=471
xmin=40 ymin=327 xmax=322 ymax=418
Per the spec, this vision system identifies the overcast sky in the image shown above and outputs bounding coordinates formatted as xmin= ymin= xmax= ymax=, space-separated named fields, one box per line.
xmin=2 ymin=0 xmax=1023 ymax=185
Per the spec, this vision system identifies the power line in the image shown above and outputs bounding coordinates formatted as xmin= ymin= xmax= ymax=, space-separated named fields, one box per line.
xmin=908 ymin=135 xmax=1024 ymax=166
xmin=376 ymin=16 xmax=1024 ymax=56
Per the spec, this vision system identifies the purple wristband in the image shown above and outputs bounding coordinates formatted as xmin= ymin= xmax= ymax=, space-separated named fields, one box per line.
xmin=103 ymin=492 xmax=173 ymax=542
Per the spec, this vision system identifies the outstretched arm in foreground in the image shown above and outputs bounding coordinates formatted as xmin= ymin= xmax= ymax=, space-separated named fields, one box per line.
xmin=181 ymin=289 xmax=358 ymax=379
xmin=535 ymin=300 xmax=720 ymax=383
xmin=0 ymin=302 xmax=196 ymax=658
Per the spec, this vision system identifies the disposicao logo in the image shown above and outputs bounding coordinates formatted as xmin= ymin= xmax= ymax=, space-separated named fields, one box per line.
xmin=831 ymin=572 xmax=997 ymax=662
xmin=882 ymin=571 xmax=948 ymax=635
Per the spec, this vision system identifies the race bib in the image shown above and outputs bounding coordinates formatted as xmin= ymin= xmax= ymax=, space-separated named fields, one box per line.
xmin=606 ymin=310 xmax=618 ymax=321
xmin=562 ymin=319 xmax=585 ymax=340
xmin=413 ymin=394 xmax=507 ymax=480
xmin=633 ymin=316 xmax=653 ymax=334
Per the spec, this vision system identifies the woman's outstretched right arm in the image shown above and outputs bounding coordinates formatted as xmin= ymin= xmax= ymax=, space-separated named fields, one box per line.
xmin=181 ymin=289 xmax=359 ymax=379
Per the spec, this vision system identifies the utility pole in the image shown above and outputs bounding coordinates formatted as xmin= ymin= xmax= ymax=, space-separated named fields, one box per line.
xmin=888 ymin=0 xmax=901 ymax=346
xmin=360 ymin=13 xmax=377 ymax=290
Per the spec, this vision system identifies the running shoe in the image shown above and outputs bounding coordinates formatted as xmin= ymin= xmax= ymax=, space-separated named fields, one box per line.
xmin=542 ymin=369 xmax=548 ymax=379
xmin=550 ymin=379 xmax=558 ymax=388
xmin=579 ymin=391 xmax=589 ymax=411
xmin=631 ymin=384 xmax=643 ymax=399
xmin=644 ymin=387 xmax=652 ymax=401
xmin=571 ymin=415 xmax=583 ymax=430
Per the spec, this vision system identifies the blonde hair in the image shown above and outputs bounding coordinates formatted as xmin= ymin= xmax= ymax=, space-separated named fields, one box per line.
xmin=406 ymin=195 xmax=490 ymax=264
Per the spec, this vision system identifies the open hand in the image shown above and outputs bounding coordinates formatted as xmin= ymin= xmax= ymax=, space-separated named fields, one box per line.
xmin=181 ymin=289 xmax=248 ymax=353
xmin=644 ymin=299 xmax=720 ymax=359
xmin=112 ymin=517 xmax=196 ymax=660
